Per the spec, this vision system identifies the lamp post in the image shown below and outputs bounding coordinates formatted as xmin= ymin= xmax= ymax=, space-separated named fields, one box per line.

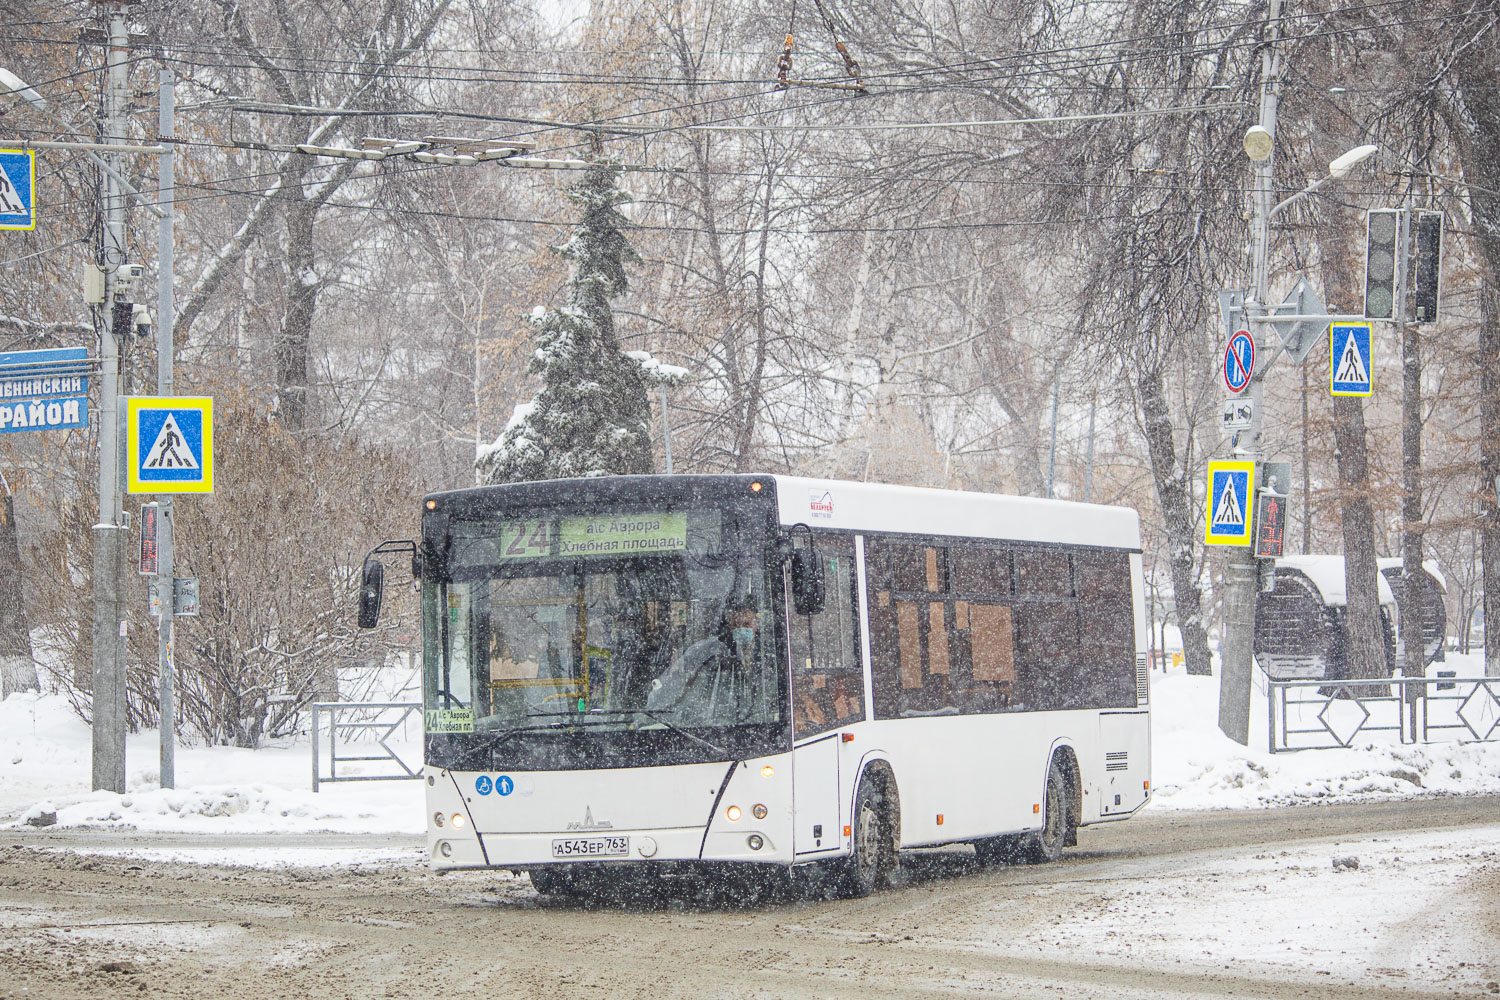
xmin=1216 ymin=0 xmax=1379 ymax=744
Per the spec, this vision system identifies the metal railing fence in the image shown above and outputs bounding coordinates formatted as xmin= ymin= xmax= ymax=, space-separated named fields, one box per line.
xmin=310 ymin=700 xmax=422 ymax=791
xmin=1268 ymin=674 xmax=1500 ymax=752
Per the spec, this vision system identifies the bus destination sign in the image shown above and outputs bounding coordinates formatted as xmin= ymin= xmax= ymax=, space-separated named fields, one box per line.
xmin=498 ymin=513 xmax=688 ymax=560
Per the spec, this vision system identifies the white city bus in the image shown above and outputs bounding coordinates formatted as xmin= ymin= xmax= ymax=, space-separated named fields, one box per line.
xmin=358 ymin=474 xmax=1151 ymax=897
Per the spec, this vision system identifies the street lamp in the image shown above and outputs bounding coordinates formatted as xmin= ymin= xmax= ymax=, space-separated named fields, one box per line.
xmin=0 ymin=67 xmax=48 ymax=110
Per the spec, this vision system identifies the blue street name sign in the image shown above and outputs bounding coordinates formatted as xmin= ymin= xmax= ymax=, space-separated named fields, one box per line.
xmin=1329 ymin=322 xmax=1373 ymax=397
xmin=0 ymin=396 xmax=87 ymax=434
xmin=0 ymin=347 xmax=90 ymax=400
xmin=0 ymin=150 xmax=36 ymax=230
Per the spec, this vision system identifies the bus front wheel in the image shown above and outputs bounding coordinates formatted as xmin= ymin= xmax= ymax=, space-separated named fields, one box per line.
xmin=833 ymin=777 xmax=895 ymax=898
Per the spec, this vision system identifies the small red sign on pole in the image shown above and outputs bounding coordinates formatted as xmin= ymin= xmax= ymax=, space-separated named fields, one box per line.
xmin=139 ymin=502 xmax=159 ymax=576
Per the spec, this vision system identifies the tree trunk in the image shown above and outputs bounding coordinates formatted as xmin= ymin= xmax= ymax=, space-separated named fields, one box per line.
xmin=1331 ymin=396 xmax=1389 ymax=683
xmin=1481 ymin=277 xmax=1500 ymax=677
xmin=1137 ymin=368 xmax=1213 ymax=676
xmin=0 ymin=492 xmax=39 ymax=697
xmin=275 ymin=191 xmax=318 ymax=433
xmin=1447 ymin=20 xmax=1500 ymax=674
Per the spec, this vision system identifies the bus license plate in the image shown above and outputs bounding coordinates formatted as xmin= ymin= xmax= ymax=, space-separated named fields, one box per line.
xmin=551 ymin=836 xmax=629 ymax=858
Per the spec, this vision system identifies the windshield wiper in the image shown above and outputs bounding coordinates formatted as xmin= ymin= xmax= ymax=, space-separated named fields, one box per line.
xmin=574 ymin=707 xmax=731 ymax=758
xmin=448 ymin=722 xmax=568 ymax=767
xmin=450 ymin=709 xmax=731 ymax=766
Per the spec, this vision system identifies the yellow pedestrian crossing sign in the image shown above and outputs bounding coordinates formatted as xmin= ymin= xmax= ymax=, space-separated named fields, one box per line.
xmin=1204 ymin=460 xmax=1254 ymax=546
xmin=1329 ymin=322 xmax=1373 ymax=396
xmin=126 ymin=397 xmax=214 ymax=493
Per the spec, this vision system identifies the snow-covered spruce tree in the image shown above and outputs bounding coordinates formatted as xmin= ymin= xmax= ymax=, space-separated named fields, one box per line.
xmin=478 ymin=161 xmax=677 ymax=483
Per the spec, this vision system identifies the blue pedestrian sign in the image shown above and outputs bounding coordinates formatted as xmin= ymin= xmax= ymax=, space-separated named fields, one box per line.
xmin=1223 ymin=330 xmax=1254 ymax=394
xmin=125 ymin=396 xmax=215 ymax=494
xmin=1329 ymin=322 xmax=1373 ymax=397
xmin=0 ymin=150 xmax=36 ymax=230
xmin=1204 ymin=460 xmax=1255 ymax=547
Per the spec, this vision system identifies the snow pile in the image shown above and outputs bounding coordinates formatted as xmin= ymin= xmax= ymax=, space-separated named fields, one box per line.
xmin=1152 ymin=652 xmax=1500 ymax=809
xmin=0 ymin=690 xmax=422 ymax=834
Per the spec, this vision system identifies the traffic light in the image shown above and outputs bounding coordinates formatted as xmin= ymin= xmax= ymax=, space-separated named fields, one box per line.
xmin=1364 ymin=208 xmax=1401 ymax=320
xmin=1408 ymin=210 xmax=1442 ymax=324
xmin=111 ymin=299 xmax=133 ymax=337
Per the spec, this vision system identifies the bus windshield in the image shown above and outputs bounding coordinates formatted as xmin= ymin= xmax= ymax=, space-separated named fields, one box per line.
xmin=422 ymin=503 xmax=785 ymax=770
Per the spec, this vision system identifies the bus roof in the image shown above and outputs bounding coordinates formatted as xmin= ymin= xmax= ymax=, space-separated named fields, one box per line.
xmin=773 ymin=475 xmax=1141 ymax=550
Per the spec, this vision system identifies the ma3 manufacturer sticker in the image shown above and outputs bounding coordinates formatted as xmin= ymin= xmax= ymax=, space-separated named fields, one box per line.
xmin=809 ymin=489 xmax=834 ymax=520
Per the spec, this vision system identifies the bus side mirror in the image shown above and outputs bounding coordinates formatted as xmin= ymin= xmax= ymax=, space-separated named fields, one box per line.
xmin=358 ymin=558 xmax=385 ymax=629
xmin=791 ymin=548 xmax=825 ymax=616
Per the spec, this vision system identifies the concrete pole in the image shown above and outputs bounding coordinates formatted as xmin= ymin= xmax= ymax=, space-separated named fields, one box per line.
xmin=91 ymin=2 xmax=131 ymax=793
xmin=1218 ymin=0 xmax=1283 ymax=745
xmin=1084 ymin=395 xmax=1096 ymax=503
xmin=1045 ymin=372 xmax=1060 ymax=499
xmin=660 ymin=381 xmax=673 ymax=474
xmin=157 ymin=69 xmax=176 ymax=789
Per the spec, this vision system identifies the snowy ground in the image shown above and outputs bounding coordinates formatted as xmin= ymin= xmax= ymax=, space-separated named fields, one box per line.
xmin=4 ymin=656 xmax=1499 ymax=995
xmin=4 ymin=652 xmax=1500 ymax=843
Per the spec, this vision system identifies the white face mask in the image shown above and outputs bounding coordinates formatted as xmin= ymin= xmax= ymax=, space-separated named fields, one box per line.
xmin=732 ymin=627 xmax=755 ymax=652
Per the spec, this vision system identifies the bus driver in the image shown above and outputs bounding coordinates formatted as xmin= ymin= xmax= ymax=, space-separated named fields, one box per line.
xmin=645 ymin=600 xmax=761 ymax=723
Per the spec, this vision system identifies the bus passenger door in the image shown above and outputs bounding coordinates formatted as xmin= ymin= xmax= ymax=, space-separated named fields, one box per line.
xmin=787 ymin=535 xmax=865 ymax=857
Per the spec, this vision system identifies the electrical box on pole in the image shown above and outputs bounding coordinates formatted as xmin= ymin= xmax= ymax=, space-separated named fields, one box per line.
xmin=1407 ymin=210 xmax=1442 ymax=324
xmin=1364 ymin=209 xmax=1402 ymax=321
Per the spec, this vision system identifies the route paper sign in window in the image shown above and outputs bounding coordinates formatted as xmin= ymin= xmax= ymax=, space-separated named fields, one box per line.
xmin=125 ymin=396 xmax=214 ymax=494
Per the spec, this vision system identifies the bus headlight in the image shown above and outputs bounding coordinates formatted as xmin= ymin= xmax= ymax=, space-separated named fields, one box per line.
xmin=725 ymin=805 xmax=742 ymax=822
xmin=437 ymin=840 xmax=453 ymax=858
xmin=433 ymin=812 xmax=446 ymax=828
xmin=752 ymin=804 xmax=768 ymax=820
xmin=747 ymin=835 xmax=764 ymax=851
xmin=450 ymin=813 xmax=466 ymax=829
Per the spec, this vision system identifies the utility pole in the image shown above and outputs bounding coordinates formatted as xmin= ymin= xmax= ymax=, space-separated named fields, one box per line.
xmin=1218 ymin=0 xmax=1283 ymax=745
xmin=91 ymin=1 xmax=131 ymax=793
xmin=156 ymin=68 xmax=177 ymax=788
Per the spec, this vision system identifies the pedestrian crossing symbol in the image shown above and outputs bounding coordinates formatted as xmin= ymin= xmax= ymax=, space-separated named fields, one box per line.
xmin=1329 ymin=322 xmax=1373 ymax=397
xmin=1204 ymin=460 xmax=1255 ymax=546
xmin=126 ymin=396 xmax=214 ymax=494
xmin=0 ymin=150 xmax=36 ymax=230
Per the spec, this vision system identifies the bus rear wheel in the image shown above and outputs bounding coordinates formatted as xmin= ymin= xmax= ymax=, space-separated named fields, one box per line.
xmin=1023 ymin=758 xmax=1071 ymax=864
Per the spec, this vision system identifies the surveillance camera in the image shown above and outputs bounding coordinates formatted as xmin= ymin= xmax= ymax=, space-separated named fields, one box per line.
xmin=131 ymin=303 xmax=152 ymax=338
xmin=119 ymin=263 xmax=144 ymax=283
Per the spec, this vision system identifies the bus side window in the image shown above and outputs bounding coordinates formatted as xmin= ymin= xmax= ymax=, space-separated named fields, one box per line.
xmin=789 ymin=535 xmax=862 ymax=738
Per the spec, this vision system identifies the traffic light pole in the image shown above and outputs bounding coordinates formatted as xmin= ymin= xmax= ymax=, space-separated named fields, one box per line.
xmin=1218 ymin=0 xmax=1282 ymax=746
